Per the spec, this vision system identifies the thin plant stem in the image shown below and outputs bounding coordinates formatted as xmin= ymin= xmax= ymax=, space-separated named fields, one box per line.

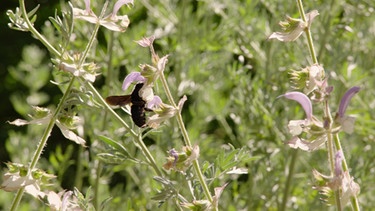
xmin=93 ymin=30 xmax=115 ymax=211
xmin=158 ymin=73 xmax=214 ymax=204
xmin=10 ymin=1 xmax=68 ymax=209
xmin=296 ymin=0 xmax=318 ymax=64
xmin=9 ymin=188 xmax=24 ymax=211
xmin=324 ymin=100 xmax=336 ymax=176
xmin=77 ymin=1 xmax=108 ymax=68
xmin=296 ymin=0 xmax=360 ymax=210
xmin=83 ymin=81 xmax=164 ymax=176
xmin=333 ymin=134 xmax=360 ymax=211
xmin=19 ymin=0 xmax=60 ymax=57
xmin=10 ymin=77 xmax=76 ymax=211
xmin=10 ymin=2 xmax=107 ymax=209
xmin=137 ymin=132 xmax=164 ymax=176
xmin=297 ymin=0 xmax=342 ymax=208
xmin=327 ymin=133 xmax=342 ymax=210
xmin=158 ymin=73 xmax=192 ymax=147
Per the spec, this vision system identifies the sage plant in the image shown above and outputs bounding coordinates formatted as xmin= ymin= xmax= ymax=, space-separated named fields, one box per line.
xmin=269 ymin=1 xmax=360 ymax=210
xmin=3 ymin=0 xmax=136 ymax=210
xmin=3 ymin=1 xmax=231 ymax=210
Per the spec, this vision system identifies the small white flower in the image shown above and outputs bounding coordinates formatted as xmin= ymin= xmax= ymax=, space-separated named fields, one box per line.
xmin=268 ymin=10 xmax=319 ymax=42
xmin=73 ymin=0 xmax=132 ymax=32
xmin=287 ymin=135 xmax=327 ymax=152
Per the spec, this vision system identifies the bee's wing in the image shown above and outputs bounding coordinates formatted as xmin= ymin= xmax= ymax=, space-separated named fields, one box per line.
xmin=105 ymin=95 xmax=132 ymax=106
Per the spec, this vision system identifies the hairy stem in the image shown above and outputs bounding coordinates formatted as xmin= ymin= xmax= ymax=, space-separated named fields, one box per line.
xmin=158 ymin=73 xmax=214 ymax=204
xmin=84 ymin=81 xmax=164 ymax=176
xmin=19 ymin=0 xmax=60 ymax=57
xmin=296 ymin=0 xmax=318 ymax=64
xmin=333 ymin=134 xmax=360 ymax=211
xmin=10 ymin=78 xmax=76 ymax=211
xmin=327 ymin=133 xmax=342 ymax=210
xmin=10 ymin=1 xmax=73 ymax=209
xmin=296 ymin=0 xmax=360 ymax=210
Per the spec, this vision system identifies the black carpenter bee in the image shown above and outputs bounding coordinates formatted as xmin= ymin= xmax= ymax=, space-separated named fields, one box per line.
xmin=105 ymin=83 xmax=149 ymax=127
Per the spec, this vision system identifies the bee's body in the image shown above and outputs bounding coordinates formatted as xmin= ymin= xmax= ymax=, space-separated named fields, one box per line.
xmin=105 ymin=83 xmax=148 ymax=127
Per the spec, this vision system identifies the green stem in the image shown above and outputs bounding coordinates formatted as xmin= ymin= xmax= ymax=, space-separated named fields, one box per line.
xmin=77 ymin=5 xmax=106 ymax=68
xmin=137 ymin=132 xmax=164 ymax=176
xmin=159 ymin=73 xmax=192 ymax=147
xmin=10 ymin=1 xmax=74 ymax=209
xmin=10 ymin=78 xmax=76 ymax=211
xmin=9 ymin=188 xmax=24 ymax=211
xmin=327 ymin=133 xmax=342 ymax=210
xmin=297 ymin=1 xmax=360 ymax=208
xmin=296 ymin=0 xmax=318 ymax=64
xmin=93 ymin=30 xmax=115 ymax=211
xmin=333 ymin=134 xmax=360 ymax=211
xmin=19 ymin=0 xmax=60 ymax=57
xmin=296 ymin=1 xmax=361 ymax=210
xmin=86 ymin=81 xmax=137 ymax=137
xmin=324 ymin=101 xmax=336 ymax=176
xmin=83 ymin=81 xmax=163 ymax=176
xmin=158 ymin=73 xmax=213 ymax=204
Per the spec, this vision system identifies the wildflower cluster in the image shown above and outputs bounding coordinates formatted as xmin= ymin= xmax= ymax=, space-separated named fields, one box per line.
xmin=163 ymin=145 xmax=200 ymax=173
xmin=270 ymin=2 xmax=361 ymax=209
xmin=3 ymin=0 xmax=135 ymax=209
xmin=115 ymin=36 xmax=186 ymax=128
xmin=8 ymin=106 xmax=86 ymax=146
xmin=1 ymin=163 xmax=80 ymax=210
xmin=73 ymin=0 xmax=133 ymax=32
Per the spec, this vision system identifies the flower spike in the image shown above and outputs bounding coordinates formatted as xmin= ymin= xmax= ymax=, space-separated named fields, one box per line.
xmin=112 ymin=0 xmax=134 ymax=16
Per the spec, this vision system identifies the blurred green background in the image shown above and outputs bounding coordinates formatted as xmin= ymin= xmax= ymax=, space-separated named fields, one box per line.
xmin=1 ymin=0 xmax=374 ymax=210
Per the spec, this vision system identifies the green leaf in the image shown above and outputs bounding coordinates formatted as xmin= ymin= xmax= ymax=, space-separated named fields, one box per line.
xmin=27 ymin=4 xmax=40 ymax=19
xmin=97 ymin=135 xmax=131 ymax=158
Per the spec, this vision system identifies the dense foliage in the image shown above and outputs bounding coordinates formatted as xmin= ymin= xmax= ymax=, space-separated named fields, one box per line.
xmin=1 ymin=0 xmax=374 ymax=210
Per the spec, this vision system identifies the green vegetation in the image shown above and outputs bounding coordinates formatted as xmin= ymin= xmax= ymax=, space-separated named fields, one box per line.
xmin=1 ymin=0 xmax=374 ymax=210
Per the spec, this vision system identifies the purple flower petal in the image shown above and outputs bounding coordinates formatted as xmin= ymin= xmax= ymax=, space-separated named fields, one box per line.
xmin=307 ymin=10 xmax=319 ymax=27
xmin=84 ymin=0 xmax=91 ymax=13
xmin=169 ymin=149 xmax=179 ymax=166
xmin=122 ymin=72 xmax=145 ymax=90
xmin=135 ymin=36 xmax=155 ymax=47
xmin=280 ymin=92 xmax=313 ymax=120
xmin=112 ymin=0 xmax=134 ymax=16
xmin=146 ymin=96 xmax=162 ymax=109
xmin=338 ymin=86 xmax=360 ymax=118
